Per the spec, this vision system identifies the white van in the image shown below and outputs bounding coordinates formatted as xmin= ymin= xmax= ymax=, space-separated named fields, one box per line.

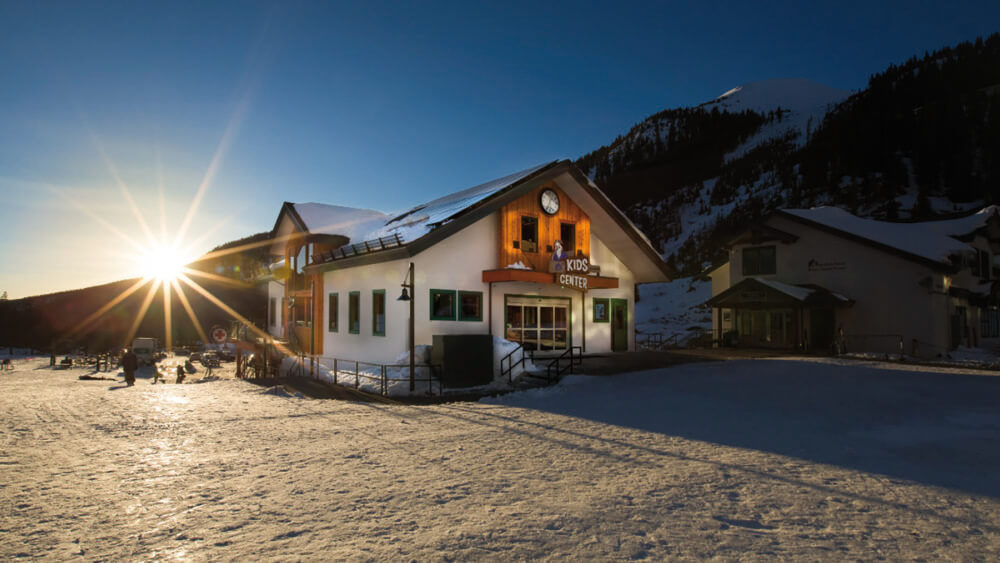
xmin=132 ymin=337 xmax=157 ymax=365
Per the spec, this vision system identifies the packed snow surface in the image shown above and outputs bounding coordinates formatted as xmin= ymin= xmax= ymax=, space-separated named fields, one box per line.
xmin=5 ymin=354 xmax=1000 ymax=559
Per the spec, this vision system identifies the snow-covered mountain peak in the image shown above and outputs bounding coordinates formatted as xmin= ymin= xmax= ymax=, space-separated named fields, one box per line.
xmin=705 ymin=78 xmax=853 ymax=114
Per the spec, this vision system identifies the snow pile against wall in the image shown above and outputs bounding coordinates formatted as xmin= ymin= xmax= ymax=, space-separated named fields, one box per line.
xmin=493 ymin=336 xmax=535 ymax=381
xmin=277 ymin=338 xmax=538 ymax=398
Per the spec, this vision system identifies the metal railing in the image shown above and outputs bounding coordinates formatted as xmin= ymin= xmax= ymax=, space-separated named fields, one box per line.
xmin=636 ymin=332 xmax=685 ymax=350
xmin=499 ymin=343 xmax=529 ymax=383
xmin=839 ymin=334 xmax=904 ymax=359
xmin=290 ymin=354 xmax=443 ymax=396
xmin=545 ymin=346 xmax=582 ymax=383
xmin=317 ymin=234 xmax=405 ymax=263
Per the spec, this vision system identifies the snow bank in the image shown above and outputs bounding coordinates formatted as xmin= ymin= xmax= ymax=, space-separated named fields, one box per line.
xmin=635 ymin=276 xmax=712 ymax=345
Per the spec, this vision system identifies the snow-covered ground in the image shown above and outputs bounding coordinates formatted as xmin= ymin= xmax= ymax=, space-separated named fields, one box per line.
xmin=3 ymin=354 xmax=999 ymax=559
xmin=636 ymin=277 xmax=713 ymax=344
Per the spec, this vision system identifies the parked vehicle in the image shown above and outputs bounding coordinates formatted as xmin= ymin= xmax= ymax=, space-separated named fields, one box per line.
xmin=190 ymin=352 xmax=202 ymax=363
xmin=132 ymin=337 xmax=157 ymax=366
xmin=201 ymin=352 xmax=220 ymax=367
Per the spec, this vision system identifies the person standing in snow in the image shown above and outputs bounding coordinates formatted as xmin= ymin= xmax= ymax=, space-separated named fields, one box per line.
xmin=175 ymin=363 xmax=185 ymax=384
xmin=121 ymin=348 xmax=138 ymax=387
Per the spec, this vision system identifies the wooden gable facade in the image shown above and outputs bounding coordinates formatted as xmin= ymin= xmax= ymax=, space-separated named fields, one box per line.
xmin=497 ymin=182 xmax=591 ymax=272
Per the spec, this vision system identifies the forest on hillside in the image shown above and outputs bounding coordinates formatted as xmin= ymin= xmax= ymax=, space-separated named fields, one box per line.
xmin=577 ymin=33 xmax=1000 ymax=275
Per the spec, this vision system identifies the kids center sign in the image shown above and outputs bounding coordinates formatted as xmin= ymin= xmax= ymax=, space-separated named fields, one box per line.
xmin=550 ymin=253 xmax=590 ymax=291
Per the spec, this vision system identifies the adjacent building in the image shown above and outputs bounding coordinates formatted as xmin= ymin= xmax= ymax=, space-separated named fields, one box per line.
xmin=265 ymin=160 xmax=673 ymax=364
xmin=707 ymin=206 xmax=1000 ymax=356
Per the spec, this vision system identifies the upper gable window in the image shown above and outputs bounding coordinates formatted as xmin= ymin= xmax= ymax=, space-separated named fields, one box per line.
xmin=972 ymin=248 xmax=992 ymax=280
xmin=295 ymin=245 xmax=307 ymax=274
xmin=521 ymin=216 xmax=538 ymax=253
xmin=742 ymin=246 xmax=776 ymax=276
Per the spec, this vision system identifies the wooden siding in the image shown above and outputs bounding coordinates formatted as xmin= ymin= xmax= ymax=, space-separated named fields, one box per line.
xmin=497 ymin=182 xmax=591 ymax=272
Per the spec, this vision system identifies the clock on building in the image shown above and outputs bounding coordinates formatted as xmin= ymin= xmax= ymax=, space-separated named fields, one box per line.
xmin=540 ymin=189 xmax=560 ymax=215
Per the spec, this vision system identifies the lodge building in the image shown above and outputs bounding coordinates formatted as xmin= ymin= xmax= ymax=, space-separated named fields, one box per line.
xmin=707 ymin=206 xmax=1000 ymax=356
xmin=264 ymin=161 xmax=672 ymax=366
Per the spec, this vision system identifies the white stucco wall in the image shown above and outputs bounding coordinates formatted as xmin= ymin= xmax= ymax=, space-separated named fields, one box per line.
xmin=266 ymin=280 xmax=284 ymax=339
xmin=709 ymin=262 xmax=731 ymax=333
xmin=317 ymin=212 xmax=639 ymax=363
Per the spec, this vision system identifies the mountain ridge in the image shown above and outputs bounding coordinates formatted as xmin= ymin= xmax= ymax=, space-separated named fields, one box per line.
xmin=577 ymin=33 xmax=1000 ymax=275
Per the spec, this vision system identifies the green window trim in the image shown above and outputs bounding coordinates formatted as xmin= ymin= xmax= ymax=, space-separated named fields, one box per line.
xmin=348 ymin=291 xmax=361 ymax=334
xmin=592 ymin=298 xmax=610 ymax=323
xmin=430 ymin=289 xmax=457 ymax=320
xmin=328 ymin=293 xmax=339 ymax=332
xmin=458 ymin=291 xmax=483 ymax=322
xmin=372 ymin=289 xmax=386 ymax=336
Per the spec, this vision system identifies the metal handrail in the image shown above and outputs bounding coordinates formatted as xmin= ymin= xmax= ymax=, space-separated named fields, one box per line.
xmin=500 ymin=343 xmax=526 ymax=383
xmin=319 ymin=233 xmax=405 ymax=263
xmin=295 ymin=354 xmax=443 ymax=396
xmin=545 ymin=346 xmax=582 ymax=382
xmin=637 ymin=332 xmax=684 ymax=350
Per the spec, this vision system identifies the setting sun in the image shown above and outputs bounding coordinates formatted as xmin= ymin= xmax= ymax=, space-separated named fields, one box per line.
xmin=136 ymin=242 xmax=189 ymax=282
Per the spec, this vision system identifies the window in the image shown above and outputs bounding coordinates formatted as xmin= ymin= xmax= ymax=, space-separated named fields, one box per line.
xmin=520 ymin=216 xmax=538 ymax=252
xmin=458 ymin=291 xmax=483 ymax=322
xmin=430 ymin=289 xmax=456 ymax=320
xmin=506 ymin=296 xmax=570 ymax=351
xmin=295 ymin=245 xmax=307 ymax=274
xmin=328 ymin=293 xmax=338 ymax=332
xmin=742 ymin=246 xmax=776 ymax=276
xmin=293 ymin=297 xmax=312 ymax=327
xmin=592 ymin=298 xmax=609 ymax=323
xmin=560 ymin=223 xmax=576 ymax=256
xmin=372 ymin=290 xmax=386 ymax=336
xmin=982 ymin=307 xmax=999 ymax=338
xmin=974 ymin=248 xmax=992 ymax=280
xmin=348 ymin=292 xmax=360 ymax=334
xmin=269 ymin=297 xmax=277 ymax=327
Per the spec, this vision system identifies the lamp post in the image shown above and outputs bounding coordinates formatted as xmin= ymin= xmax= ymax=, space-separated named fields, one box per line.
xmin=397 ymin=262 xmax=415 ymax=392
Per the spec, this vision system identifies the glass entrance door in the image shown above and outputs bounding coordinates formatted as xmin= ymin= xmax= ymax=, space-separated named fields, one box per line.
xmin=505 ymin=296 xmax=570 ymax=352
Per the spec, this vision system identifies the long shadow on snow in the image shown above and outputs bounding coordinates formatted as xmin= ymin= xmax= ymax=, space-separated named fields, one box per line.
xmin=462 ymin=359 xmax=1000 ymax=500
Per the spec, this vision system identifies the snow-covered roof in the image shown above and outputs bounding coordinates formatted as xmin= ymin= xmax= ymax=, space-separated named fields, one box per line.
xmin=755 ymin=278 xmax=814 ymax=301
xmin=290 ymin=203 xmax=390 ymax=243
xmin=706 ymin=277 xmax=853 ymax=307
xmin=364 ymin=161 xmax=556 ymax=243
xmin=780 ymin=206 xmax=999 ymax=266
xmin=283 ymin=162 xmax=556 ymax=249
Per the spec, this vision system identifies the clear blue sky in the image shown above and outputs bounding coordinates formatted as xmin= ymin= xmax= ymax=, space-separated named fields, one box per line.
xmin=0 ymin=0 xmax=997 ymax=297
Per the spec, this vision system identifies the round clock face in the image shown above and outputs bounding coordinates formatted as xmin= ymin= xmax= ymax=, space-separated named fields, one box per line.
xmin=540 ymin=189 xmax=560 ymax=215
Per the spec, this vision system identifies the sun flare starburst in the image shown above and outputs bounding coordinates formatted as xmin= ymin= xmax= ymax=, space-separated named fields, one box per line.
xmin=136 ymin=242 xmax=191 ymax=283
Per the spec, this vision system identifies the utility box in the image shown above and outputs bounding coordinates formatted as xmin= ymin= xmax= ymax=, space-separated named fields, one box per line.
xmin=431 ymin=334 xmax=493 ymax=388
